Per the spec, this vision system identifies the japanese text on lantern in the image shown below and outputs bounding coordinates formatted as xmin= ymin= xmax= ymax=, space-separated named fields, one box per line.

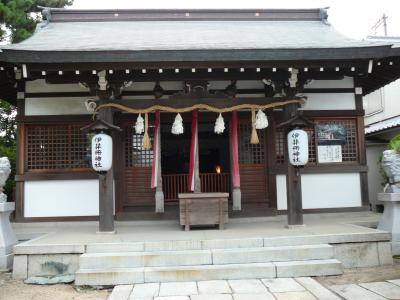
xmin=291 ymin=132 xmax=300 ymax=163
xmin=94 ymin=136 xmax=103 ymax=168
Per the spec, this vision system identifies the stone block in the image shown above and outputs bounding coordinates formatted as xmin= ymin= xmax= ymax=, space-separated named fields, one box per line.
xmin=333 ymin=242 xmax=379 ymax=268
xmin=197 ymin=280 xmax=231 ymax=294
xmin=377 ymin=242 xmax=393 ymax=265
xmin=228 ymin=279 xmax=268 ymax=294
xmin=0 ymin=253 xmax=13 ymax=270
xmin=80 ymin=250 xmax=212 ymax=269
xmin=86 ymin=242 xmax=144 ymax=253
xmin=108 ymin=285 xmax=133 ymax=300
xmin=14 ymin=243 xmax=85 ymax=255
xmin=158 ymin=282 xmax=197 ymax=297
xmin=12 ymin=254 xmax=27 ymax=279
xmin=202 ymin=238 xmax=263 ymax=250
xmin=145 ymin=240 xmax=202 ymax=252
xmin=330 ymin=284 xmax=387 ymax=300
xmin=75 ymin=268 xmax=144 ymax=286
xmin=154 ymin=297 xmax=189 ymax=300
xmin=294 ymin=277 xmax=341 ymax=300
xmin=273 ymin=291 xmax=317 ymax=300
xmin=359 ymin=282 xmax=400 ymax=299
xmin=130 ymin=283 xmax=160 ymax=299
xmin=191 ymin=295 xmax=233 ymax=300
xmin=232 ymin=293 xmax=275 ymax=300
xmin=261 ymin=278 xmax=305 ymax=293
xmin=145 ymin=263 xmax=275 ymax=283
xmin=275 ymin=259 xmax=342 ymax=277
xmin=212 ymin=245 xmax=333 ymax=265
xmin=28 ymin=254 xmax=80 ymax=277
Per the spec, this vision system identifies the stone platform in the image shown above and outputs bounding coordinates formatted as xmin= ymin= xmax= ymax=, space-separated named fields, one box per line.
xmin=10 ymin=212 xmax=394 ymax=285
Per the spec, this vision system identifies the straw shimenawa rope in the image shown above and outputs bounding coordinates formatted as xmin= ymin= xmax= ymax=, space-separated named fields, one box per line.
xmin=250 ymin=108 xmax=259 ymax=144
xmin=93 ymin=99 xmax=305 ymax=116
xmin=142 ymin=113 xmax=152 ymax=150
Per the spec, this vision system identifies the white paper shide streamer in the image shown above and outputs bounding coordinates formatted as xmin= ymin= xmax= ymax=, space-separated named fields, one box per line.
xmin=255 ymin=109 xmax=269 ymax=129
xmin=171 ymin=113 xmax=184 ymax=135
xmin=214 ymin=113 xmax=225 ymax=134
xmin=135 ymin=114 xmax=144 ymax=134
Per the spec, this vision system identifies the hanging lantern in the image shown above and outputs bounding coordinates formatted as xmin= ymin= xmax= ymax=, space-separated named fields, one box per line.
xmin=91 ymin=133 xmax=113 ymax=172
xmin=255 ymin=109 xmax=269 ymax=129
xmin=135 ymin=114 xmax=144 ymax=134
xmin=171 ymin=113 xmax=184 ymax=135
xmin=287 ymin=129 xmax=309 ymax=166
xmin=214 ymin=113 xmax=225 ymax=134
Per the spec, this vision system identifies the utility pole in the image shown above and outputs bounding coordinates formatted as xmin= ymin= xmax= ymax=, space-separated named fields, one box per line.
xmin=372 ymin=13 xmax=388 ymax=36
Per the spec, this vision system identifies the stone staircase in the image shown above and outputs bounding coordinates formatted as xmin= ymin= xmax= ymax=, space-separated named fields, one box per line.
xmin=75 ymin=243 xmax=343 ymax=286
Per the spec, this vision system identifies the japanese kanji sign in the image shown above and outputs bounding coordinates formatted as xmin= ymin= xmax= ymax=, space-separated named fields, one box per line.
xmin=91 ymin=133 xmax=113 ymax=172
xmin=287 ymin=129 xmax=309 ymax=166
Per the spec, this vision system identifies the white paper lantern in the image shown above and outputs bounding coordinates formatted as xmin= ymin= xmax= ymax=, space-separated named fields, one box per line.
xmin=91 ymin=133 xmax=113 ymax=172
xmin=255 ymin=109 xmax=269 ymax=129
xmin=287 ymin=129 xmax=309 ymax=166
xmin=171 ymin=113 xmax=184 ymax=135
xmin=134 ymin=114 xmax=144 ymax=134
xmin=214 ymin=113 xmax=225 ymax=134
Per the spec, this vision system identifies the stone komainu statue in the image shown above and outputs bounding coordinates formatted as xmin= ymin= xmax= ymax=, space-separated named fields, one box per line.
xmin=0 ymin=157 xmax=11 ymax=203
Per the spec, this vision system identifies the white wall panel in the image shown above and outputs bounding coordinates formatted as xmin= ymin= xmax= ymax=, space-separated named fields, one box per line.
xmin=24 ymin=180 xmax=100 ymax=217
xmin=26 ymin=79 xmax=89 ymax=93
xmin=276 ymin=173 xmax=362 ymax=210
xmin=304 ymin=77 xmax=354 ymax=89
xmin=300 ymin=93 xmax=355 ymax=110
xmin=25 ymin=97 xmax=90 ymax=115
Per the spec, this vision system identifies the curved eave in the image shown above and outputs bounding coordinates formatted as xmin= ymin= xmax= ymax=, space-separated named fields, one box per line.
xmin=0 ymin=45 xmax=394 ymax=64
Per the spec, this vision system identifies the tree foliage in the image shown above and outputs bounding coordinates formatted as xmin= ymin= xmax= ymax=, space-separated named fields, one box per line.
xmin=0 ymin=0 xmax=73 ymax=43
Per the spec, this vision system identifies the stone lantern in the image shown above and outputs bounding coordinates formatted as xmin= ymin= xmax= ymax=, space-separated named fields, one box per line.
xmin=0 ymin=157 xmax=17 ymax=269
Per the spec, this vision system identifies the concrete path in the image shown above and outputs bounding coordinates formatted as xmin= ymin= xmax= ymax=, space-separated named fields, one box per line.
xmin=108 ymin=277 xmax=400 ymax=299
xmin=108 ymin=277 xmax=341 ymax=300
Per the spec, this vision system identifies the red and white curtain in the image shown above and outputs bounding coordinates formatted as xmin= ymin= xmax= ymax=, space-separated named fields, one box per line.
xmin=231 ymin=110 xmax=241 ymax=188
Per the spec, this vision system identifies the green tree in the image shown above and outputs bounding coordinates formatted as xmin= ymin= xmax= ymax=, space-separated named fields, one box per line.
xmin=0 ymin=0 xmax=73 ymax=198
xmin=0 ymin=0 xmax=73 ymax=43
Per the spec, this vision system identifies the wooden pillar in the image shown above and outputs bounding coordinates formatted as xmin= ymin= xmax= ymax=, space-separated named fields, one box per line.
xmin=154 ymin=111 xmax=165 ymax=213
xmin=284 ymin=103 xmax=304 ymax=226
xmin=194 ymin=112 xmax=201 ymax=193
xmin=97 ymin=89 xmax=115 ymax=233
xmin=230 ymin=111 xmax=241 ymax=210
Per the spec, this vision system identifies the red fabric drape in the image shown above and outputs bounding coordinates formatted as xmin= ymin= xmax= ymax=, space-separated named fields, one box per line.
xmin=231 ymin=110 xmax=241 ymax=188
xmin=151 ymin=110 xmax=160 ymax=188
xmin=188 ymin=110 xmax=198 ymax=191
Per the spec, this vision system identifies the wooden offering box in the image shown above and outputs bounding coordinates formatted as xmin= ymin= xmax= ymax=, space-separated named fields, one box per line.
xmin=178 ymin=192 xmax=229 ymax=231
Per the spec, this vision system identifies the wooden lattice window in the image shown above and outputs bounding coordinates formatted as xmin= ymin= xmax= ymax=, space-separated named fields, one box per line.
xmin=26 ymin=124 xmax=89 ymax=170
xmin=238 ymin=123 xmax=265 ymax=164
xmin=125 ymin=125 xmax=154 ymax=167
xmin=315 ymin=119 xmax=358 ymax=162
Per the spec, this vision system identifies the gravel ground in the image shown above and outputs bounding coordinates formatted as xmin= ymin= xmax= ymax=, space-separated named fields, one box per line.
xmin=1 ymin=258 xmax=399 ymax=300
xmin=0 ymin=272 xmax=110 ymax=300
xmin=317 ymin=257 xmax=400 ymax=286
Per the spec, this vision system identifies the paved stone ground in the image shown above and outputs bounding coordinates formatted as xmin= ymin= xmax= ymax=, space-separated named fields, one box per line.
xmin=107 ymin=276 xmax=400 ymax=300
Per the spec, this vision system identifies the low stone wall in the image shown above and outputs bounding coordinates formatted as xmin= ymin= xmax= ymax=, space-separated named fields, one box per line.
xmin=332 ymin=241 xmax=393 ymax=268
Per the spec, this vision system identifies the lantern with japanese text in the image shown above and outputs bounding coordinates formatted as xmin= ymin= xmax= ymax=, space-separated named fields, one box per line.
xmin=287 ymin=129 xmax=309 ymax=166
xmin=91 ymin=133 xmax=113 ymax=172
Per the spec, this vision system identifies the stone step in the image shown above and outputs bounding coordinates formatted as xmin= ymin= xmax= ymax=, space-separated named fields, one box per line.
xmin=75 ymin=259 xmax=343 ymax=286
xmin=79 ymin=244 xmax=334 ymax=269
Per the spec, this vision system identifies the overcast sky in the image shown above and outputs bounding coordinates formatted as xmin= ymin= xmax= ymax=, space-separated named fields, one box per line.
xmin=70 ymin=0 xmax=400 ymax=40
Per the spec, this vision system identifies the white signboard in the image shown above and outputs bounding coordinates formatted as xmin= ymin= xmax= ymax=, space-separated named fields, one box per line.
xmin=92 ymin=133 xmax=113 ymax=172
xmin=317 ymin=145 xmax=342 ymax=163
xmin=287 ymin=129 xmax=309 ymax=166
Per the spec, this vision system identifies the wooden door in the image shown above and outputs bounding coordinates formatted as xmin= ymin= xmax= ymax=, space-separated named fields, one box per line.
xmin=123 ymin=124 xmax=154 ymax=207
xmin=237 ymin=121 xmax=268 ymax=204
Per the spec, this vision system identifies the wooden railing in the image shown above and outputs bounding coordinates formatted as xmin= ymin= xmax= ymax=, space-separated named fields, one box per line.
xmin=162 ymin=173 xmax=230 ymax=201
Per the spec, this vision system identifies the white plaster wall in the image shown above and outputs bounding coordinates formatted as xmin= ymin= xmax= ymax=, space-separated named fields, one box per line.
xmin=300 ymin=93 xmax=355 ymax=110
xmin=364 ymin=78 xmax=400 ymax=125
xmin=25 ymin=97 xmax=90 ymax=115
xmin=276 ymin=173 xmax=362 ymax=210
xmin=24 ymin=180 xmax=100 ymax=217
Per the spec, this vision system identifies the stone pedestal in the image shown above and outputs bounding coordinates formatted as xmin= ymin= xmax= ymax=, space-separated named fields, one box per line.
xmin=0 ymin=202 xmax=17 ymax=270
xmin=378 ymin=192 xmax=400 ymax=255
